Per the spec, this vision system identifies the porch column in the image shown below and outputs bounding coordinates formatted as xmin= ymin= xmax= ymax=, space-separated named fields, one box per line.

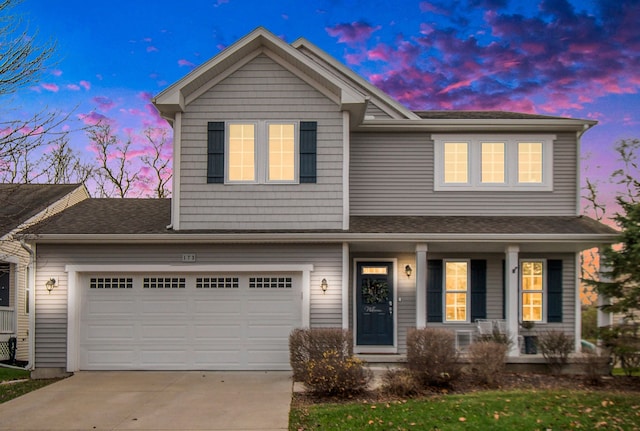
xmin=342 ymin=242 xmax=349 ymax=329
xmin=596 ymin=245 xmax=612 ymax=334
xmin=415 ymin=243 xmax=428 ymax=329
xmin=505 ymin=245 xmax=520 ymax=356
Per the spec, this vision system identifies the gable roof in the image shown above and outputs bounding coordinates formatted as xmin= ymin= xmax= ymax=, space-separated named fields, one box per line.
xmin=153 ymin=27 xmax=373 ymax=126
xmin=0 ymin=183 xmax=85 ymax=237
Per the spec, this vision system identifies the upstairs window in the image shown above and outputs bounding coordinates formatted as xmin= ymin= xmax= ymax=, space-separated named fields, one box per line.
xmin=207 ymin=121 xmax=316 ymax=184
xmin=434 ymin=134 xmax=554 ymax=191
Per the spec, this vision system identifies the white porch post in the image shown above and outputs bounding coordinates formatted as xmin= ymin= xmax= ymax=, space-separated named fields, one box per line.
xmin=505 ymin=245 xmax=520 ymax=356
xmin=596 ymin=245 xmax=613 ymax=333
xmin=415 ymin=243 xmax=428 ymax=329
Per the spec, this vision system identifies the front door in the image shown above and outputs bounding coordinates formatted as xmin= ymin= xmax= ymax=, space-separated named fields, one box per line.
xmin=356 ymin=262 xmax=393 ymax=346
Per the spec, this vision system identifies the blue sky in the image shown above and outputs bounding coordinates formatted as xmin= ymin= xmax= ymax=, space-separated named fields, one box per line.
xmin=5 ymin=0 xmax=640 ymax=210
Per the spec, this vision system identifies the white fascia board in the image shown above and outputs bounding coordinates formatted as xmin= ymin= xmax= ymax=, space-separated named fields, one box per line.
xmin=29 ymin=232 xmax=619 ymax=245
xmin=357 ymin=118 xmax=596 ymax=133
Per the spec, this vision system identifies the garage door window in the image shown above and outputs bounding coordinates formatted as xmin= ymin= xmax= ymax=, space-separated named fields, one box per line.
xmin=249 ymin=277 xmax=292 ymax=289
xmin=90 ymin=277 xmax=133 ymax=289
xmin=196 ymin=277 xmax=239 ymax=289
xmin=143 ymin=277 xmax=186 ymax=289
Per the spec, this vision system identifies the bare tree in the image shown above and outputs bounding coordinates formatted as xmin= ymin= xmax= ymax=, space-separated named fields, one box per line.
xmin=39 ymin=135 xmax=94 ymax=185
xmin=0 ymin=0 xmax=73 ymax=183
xmin=140 ymin=127 xmax=172 ymax=198
xmin=87 ymin=122 xmax=140 ymax=198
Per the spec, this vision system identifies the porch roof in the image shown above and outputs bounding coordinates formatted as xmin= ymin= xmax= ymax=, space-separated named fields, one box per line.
xmin=21 ymin=199 xmax=618 ymax=248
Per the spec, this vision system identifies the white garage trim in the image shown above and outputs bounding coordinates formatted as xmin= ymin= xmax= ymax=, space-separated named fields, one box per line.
xmin=65 ymin=264 xmax=313 ymax=372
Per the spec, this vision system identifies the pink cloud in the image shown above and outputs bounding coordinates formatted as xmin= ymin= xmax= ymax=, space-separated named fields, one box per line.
xmin=78 ymin=111 xmax=110 ymax=126
xmin=41 ymin=83 xmax=59 ymax=92
xmin=138 ymin=91 xmax=154 ymax=102
xmin=326 ymin=22 xmax=381 ymax=46
xmin=93 ymin=96 xmax=115 ymax=111
xmin=49 ymin=69 xmax=63 ymax=77
xmin=147 ymin=46 xmax=158 ymax=53
xmin=80 ymin=80 xmax=91 ymax=90
xmin=66 ymin=84 xmax=81 ymax=91
xmin=178 ymin=59 xmax=195 ymax=68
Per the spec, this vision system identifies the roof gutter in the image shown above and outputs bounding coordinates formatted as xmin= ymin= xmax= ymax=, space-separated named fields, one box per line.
xmin=355 ymin=118 xmax=597 ymax=133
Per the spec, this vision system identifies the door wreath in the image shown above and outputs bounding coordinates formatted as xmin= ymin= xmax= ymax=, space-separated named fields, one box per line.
xmin=361 ymin=278 xmax=389 ymax=304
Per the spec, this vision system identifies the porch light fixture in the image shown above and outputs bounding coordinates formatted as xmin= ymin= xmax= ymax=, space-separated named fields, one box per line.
xmin=320 ymin=278 xmax=328 ymax=294
xmin=404 ymin=265 xmax=412 ymax=278
xmin=45 ymin=278 xmax=56 ymax=293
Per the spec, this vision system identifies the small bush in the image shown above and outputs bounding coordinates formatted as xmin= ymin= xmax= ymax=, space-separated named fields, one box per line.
xmin=600 ymin=323 xmax=640 ymax=376
xmin=406 ymin=328 xmax=460 ymax=388
xmin=577 ymin=349 xmax=610 ymax=386
xmin=468 ymin=341 xmax=508 ymax=387
xmin=289 ymin=328 xmax=353 ymax=381
xmin=304 ymin=349 xmax=372 ymax=396
xmin=380 ymin=368 xmax=421 ymax=397
xmin=537 ymin=330 xmax=574 ymax=375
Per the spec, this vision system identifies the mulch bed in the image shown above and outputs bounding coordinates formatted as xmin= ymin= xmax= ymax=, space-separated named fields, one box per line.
xmin=294 ymin=372 xmax=640 ymax=405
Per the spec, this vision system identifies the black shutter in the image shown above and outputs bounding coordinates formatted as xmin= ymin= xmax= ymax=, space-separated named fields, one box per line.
xmin=427 ymin=260 xmax=443 ymax=323
xmin=547 ymin=259 xmax=563 ymax=322
xmin=299 ymin=121 xmax=317 ymax=183
xmin=207 ymin=122 xmax=225 ymax=183
xmin=470 ymin=260 xmax=487 ymax=322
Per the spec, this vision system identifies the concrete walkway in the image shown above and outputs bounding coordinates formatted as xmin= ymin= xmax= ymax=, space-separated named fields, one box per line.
xmin=0 ymin=371 xmax=292 ymax=430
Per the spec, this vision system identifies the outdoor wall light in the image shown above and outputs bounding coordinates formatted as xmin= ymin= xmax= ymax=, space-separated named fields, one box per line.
xmin=405 ymin=264 xmax=412 ymax=278
xmin=320 ymin=278 xmax=328 ymax=294
xmin=45 ymin=278 xmax=56 ymax=294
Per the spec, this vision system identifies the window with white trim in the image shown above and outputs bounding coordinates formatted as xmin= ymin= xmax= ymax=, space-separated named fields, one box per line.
xmin=520 ymin=260 xmax=544 ymax=322
xmin=226 ymin=121 xmax=298 ymax=184
xmin=444 ymin=260 xmax=469 ymax=322
xmin=434 ymin=134 xmax=554 ymax=191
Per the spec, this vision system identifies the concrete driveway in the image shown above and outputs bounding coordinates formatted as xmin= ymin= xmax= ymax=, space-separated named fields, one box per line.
xmin=0 ymin=371 xmax=292 ymax=430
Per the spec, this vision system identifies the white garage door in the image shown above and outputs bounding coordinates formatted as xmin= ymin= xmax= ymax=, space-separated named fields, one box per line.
xmin=79 ymin=272 xmax=302 ymax=370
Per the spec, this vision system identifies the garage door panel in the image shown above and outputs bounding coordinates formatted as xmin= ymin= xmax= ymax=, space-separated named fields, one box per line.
xmin=80 ymin=272 xmax=301 ymax=370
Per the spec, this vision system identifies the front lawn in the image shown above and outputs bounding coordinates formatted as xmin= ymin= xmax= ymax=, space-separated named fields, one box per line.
xmin=0 ymin=367 xmax=60 ymax=404
xmin=291 ymin=390 xmax=640 ymax=430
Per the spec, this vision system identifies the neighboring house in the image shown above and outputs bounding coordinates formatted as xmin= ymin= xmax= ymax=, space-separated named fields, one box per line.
xmin=23 ymin=28 xmax=618 ymax=376
xmin=0 ymin=183 xmax=89 ymax=365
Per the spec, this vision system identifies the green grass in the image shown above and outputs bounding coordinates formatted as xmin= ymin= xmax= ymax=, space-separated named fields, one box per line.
xmin=291 ymin=390 xmax=640 ymax=430
xmin=0 ymin=367 xmax=60 ymax=404
xmin=612 ymin=367 xmax=640 ymax=377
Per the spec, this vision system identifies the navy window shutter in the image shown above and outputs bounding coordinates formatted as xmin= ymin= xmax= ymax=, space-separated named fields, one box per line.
xmin=470 ymin=260 xmax=487 ymax=322
xmin=207 ymin=122 xmax=225 ymax=183
xmin=547 ymin=259 xmax=563 ymax=322
xmin=427 ymin=260 xmax=443 ymax=323
xmin=299 ymin=121 xmax=317 ymax=183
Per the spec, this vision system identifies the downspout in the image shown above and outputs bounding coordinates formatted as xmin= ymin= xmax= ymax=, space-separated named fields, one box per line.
xmin=19 ymin=240 xmax=35 ymax=371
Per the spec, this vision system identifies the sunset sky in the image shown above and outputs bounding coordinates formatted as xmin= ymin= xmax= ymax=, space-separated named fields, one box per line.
xmin=5 ymin=0 xmax=640 ymax=216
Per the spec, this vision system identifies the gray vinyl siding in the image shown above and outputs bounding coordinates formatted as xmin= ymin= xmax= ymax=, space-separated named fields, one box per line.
xmin=179 ymin=54 xmax=344 ymax=230
xmin=34 ymin=243 xmax=343 ymax=369
xmin=365 ymin=102 xmax=392 ymax=119
xmin=350 ymin=132 xmax=578 ymax=215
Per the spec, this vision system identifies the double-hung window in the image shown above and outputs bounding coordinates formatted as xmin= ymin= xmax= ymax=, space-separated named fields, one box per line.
xmin=444 ymin=260 xmax=469 ymax=322
xmin=434 ymin=134 xmax=554 ymax=191
xmin=520 ymin=260 xmax=544 ymax=322
xmin=207 ymin=120 xmax=318 ymax=185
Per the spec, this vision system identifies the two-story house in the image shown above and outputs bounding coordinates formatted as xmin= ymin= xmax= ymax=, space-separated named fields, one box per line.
xmin=23 ymin=28 xmax=617 ymax=377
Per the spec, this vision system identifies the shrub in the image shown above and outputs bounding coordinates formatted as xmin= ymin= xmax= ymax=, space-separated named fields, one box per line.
xmin=303 ymin=349 xmax=372 ymax=396
xmin=380 ymin=368 xmax=421 ymax=397
xmin=537 ymin=330 xmax=574 ymax=375
xmin=406 ymin=328 xmax=460 ymax=388
xmin=600 ymin=323 xmax=640 ymax=376
xmin=289 ymin=328 xmax=353 ymax=382
xmin=468 ymin=341 xmax=508 ymax=387
xmin=577 ymin=349 xmax=610 ymax=386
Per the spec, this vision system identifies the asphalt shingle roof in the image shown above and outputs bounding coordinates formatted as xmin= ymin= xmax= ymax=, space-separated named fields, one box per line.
xmin=413 ymin=111 xmax=585 ymax=121
xmin=0 ymin=183 xmax=82 ymax=235
xmin=23 ymin=198 xmax=618 ymax=237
